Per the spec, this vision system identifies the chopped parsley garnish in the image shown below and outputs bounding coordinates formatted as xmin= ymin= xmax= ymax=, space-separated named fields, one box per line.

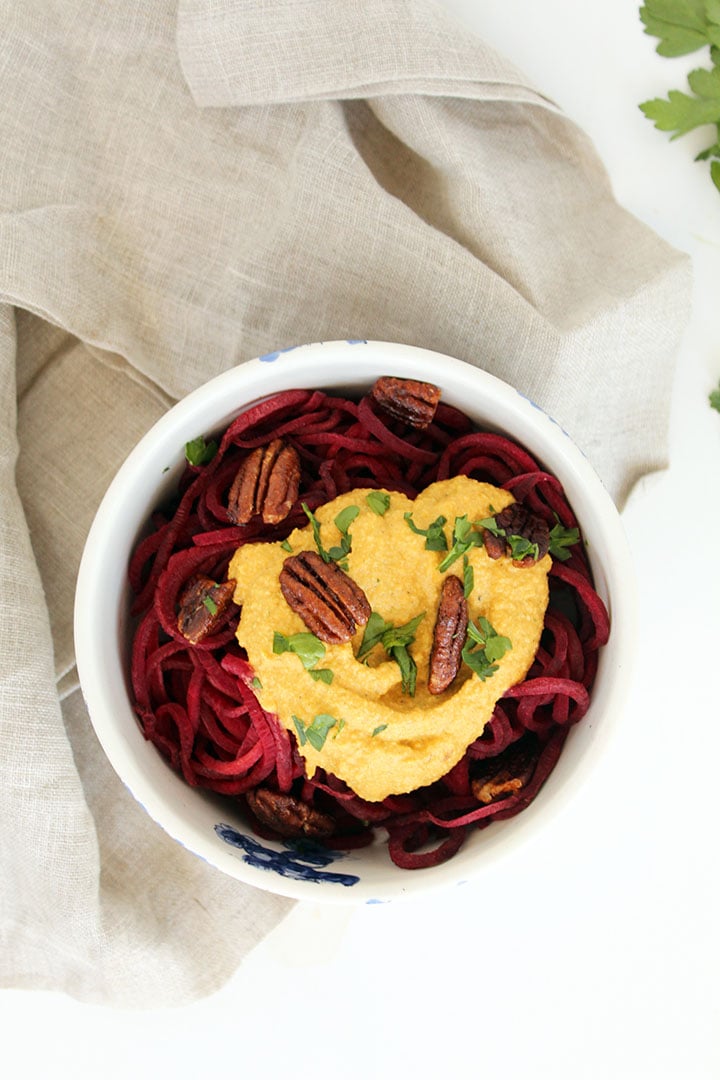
xmin=366 ymin=491 xmax=391 ymax=516
xmin=462 ymin=554 xmax=474 ymax=599
xmin=202 ymin=594 xmax=218 ymax=616
xmin=308 ymin=668 xmax=334 ymax=684
xmin=710 ymin=380 xmax=720 ymax=411
xmin=293 ymin=712 xmax=338 ymax=747
xmin=280 ymin=539 xmax=294 ymax=552
xmin=404 ymin=512 xmax=448 ymax=551
xmin=437 ymin=515 xmax=483 ymax=572
xmin=301 ymin=501 xmax=358 ymax=568
xmin=273 ymin=631 xmax=326 ymax=671
xmin=184 ymin=435 xmax=218 ymax=467
xmin=357 ymin=610 xmax=426 ymax=696
xmin=476 ymin=514 xmax=541 ymax=562
xmin=372 ymin=724 xmax=388 ymax=737
xmin=251 ymin=676 xmax=263 ymax=691
xmin=548 ymin=521 xmax=581 ymax=562
xmin=461 ymin=616 xmax=512 ymax=681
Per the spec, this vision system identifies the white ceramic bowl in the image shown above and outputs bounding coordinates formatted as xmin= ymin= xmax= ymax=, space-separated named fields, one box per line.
xmin=74 ymin=340 xmax=634 ymax=903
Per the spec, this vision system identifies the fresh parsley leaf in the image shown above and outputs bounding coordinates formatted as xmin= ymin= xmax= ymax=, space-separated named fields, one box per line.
xmin=293 ymin=715 xmax=307 ymax=746
xmin=462 ymin=616 xmax=512 ymax=681
xmin=356 ymin=610 xmax=426 ymax=696
xmin=639 ymin=69 xmax=720 ymax=138
xmin=462 ymin=554 xmax=474 ymax=599
xmin=333 ymin=718 xmax=345 ymax=738
xmin=640 ymin=0 xmax=715 ymax=57
xmin=251 ymin=676 xmax=263 ymax=691
xmin=710 ymin=380 xmax=720 ymax=410
xmin=302 ymin=502 xmax=331 ymax=562
xmin=280 ymin=539 xmax=294 ymax=552
xmin=184 ymin=435 xmax=218 ymax=467
xmin=202 ymin=594 xmax=218 ymax=616
xmin=366 ymin=491 xmax=391 ymax=516
xmin=273 ymin=631 xmax=326 ymax=670
xmin=371 ymin=724 xmax=388 ymax=737
xmin=305 ymin=713 xmax=338 ymax=750
xmin=308 ymin=668 xmax=334 ymax=684
xmin=327 ymin=505 xmax=359 ymax=565
xmin=548 ymin=522 xmax=580 ymax=562
xmin=437 ymin=515 xmax=483 ymax=572
xmin=639 ymin=2 xmax=720 ymax=193
xmin=403 ymin=511 xmax=448 ymax=551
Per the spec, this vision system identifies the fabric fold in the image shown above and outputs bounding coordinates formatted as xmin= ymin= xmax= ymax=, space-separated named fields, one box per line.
xmin=176 ymin=0 xmax=554 ymax=108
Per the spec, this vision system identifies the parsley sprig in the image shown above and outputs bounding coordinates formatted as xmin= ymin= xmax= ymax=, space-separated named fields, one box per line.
xmin=437 ymin=516 xmax=483 ymax=572
xmin=357 ymin=610 xmax=426 ymax=696
xmin=302 ymin=502 xmax=359 ymax=569
xmin=404 ymin=512 xmax=448 ymax=551
xmin=273 ymin=631 xmax=334 ymax=683
xmin=185 ymin=435 xmax=218 ymax=466
xmin=461 ymin=617 xmax=512 ymax=681
xmin=293 ymin=713 xmax=340 ymax=751
xmin=639 ymin=1 xmax=720 ymax=192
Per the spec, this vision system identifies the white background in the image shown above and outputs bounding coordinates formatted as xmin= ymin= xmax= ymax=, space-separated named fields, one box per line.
xmin=3 ymin=2 xmax=719 ymax=1077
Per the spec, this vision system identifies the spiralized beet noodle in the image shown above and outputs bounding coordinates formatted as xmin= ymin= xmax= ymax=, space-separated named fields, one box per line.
xmin=130 ymin=386 xmax=610 ymax=870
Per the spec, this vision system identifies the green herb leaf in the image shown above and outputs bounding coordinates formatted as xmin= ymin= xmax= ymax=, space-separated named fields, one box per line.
xmin=437 ymin=515 xmax=483 ymax=572
xmin=356 ymin=609 xmax=425 ymax=695
xmin=185 ymin=435 xmax=218 ymax=467
xmin=371 ymin=724 xmax=388 ymax=737
xmin=293 ymin=715 xmax=307 ymax=746
xmin=462 ymin=555 xmax=474 ymax=599
xmin=305 ymin=713 xmax=338 ymax=750
xmin=356 ymin=611 xmax=394 ymax=659
xmin=366 ymin=491 xmax=391 ymax=516
xmin=308 ymin=668 xmax=334 ymax=684
xmin=548 ymin=522 xmax=581 ymax=562
xmin=280 ymin=539 xmax=294 ymax=552
xmin=251 ymin=676 xmax=263 ymax=691
xmin=639 ymin=3 xmax=720 ymax=194
xmin=640 ymin=0 xmax=713 ymax=57
xmin=302 ymin=502 xmax=331 ymax=562
xmin=710 ymin=381 xmax=720 ymax=410
xmin=273 ymin=631 xmax=326 ymax=670
xmin=390 ymin=645 xmax=417 ymax=696
xmin=404 ymin=512 xmax=448 ymax=551
xmin=333 ymin=718 xmax=345 ymax=738
xmin=334 ymin=505 xmax=360 ymax=534
xmin=462 ymin=616 xmax=512 ymax=681
xmin=202 ymin=594 xmax=218 ymax=616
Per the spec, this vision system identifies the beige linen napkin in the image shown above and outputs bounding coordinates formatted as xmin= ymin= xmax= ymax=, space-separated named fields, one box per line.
xmin=0 ymin=0 xmax=690 ymax=1005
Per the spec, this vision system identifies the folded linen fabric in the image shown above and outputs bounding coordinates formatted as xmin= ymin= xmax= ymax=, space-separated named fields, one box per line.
xmin=0 ymin=0 xmax=690 ymax=1005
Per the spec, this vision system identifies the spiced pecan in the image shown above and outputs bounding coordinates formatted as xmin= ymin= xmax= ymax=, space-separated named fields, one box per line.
xmin=471 ymin=740 xmax=536 ymax=805
xmin=279 ymin=550 xmax=371 ymax=644
xmin=428 ymin=574 xmax=468 ymax=694
xmin=177 ymin=574 xmax=237 ymax=644
xmin=482 ymin=503 xmax=550 ymax=565
xmin=227 ymin=438 xmax=300 ymax=525
xmin=246 ymin=787 xmax=335 ymax=839
xmin=370 ymin=376 xmax=441 ymax=429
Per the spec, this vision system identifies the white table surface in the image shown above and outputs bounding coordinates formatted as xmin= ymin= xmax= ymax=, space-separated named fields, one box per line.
xmin=3 ymin=3 xmax=718 ymax=1078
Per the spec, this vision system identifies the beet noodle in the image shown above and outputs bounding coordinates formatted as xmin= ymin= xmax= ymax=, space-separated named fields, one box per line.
xmin=129 ymin=385 xmax=610 ymax=870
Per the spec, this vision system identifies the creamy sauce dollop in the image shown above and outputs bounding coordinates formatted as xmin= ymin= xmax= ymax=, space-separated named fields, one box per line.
xmin=229 ymin=476 xmax=550 ymax=802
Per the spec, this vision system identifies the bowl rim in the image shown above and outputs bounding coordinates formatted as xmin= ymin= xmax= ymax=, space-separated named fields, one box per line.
xmin=74 ymin=339 xmax=636 ymax=903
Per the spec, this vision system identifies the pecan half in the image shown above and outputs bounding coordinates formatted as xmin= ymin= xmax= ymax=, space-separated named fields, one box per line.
xmin=471 ymin=740 xmax=536 ymax=805
xmin=370 ymin=376 xmax=441 ymax=429
xmin=428 ymin=574 xmax=468 ymax=694
xmin=279 ymin=550 xmax=371 ymax=644
xmin=227 ymin=438 xmax=300 ymax=525
xmin=246 ymin=787 xmax=335 ymax=839
xmin=482 ymin=503 xmax=550 ymax=565
xmin=177 ymin=574 xmax=237 ymax=644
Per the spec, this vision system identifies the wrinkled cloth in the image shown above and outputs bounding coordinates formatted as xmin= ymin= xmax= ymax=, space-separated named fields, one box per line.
xmin=0 ymin=0 xmax=690 ymax=1006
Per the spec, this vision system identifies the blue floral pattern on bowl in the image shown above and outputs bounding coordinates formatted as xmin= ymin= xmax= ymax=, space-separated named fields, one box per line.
xmin=214 ymin=823 xmax=360 ymax=886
